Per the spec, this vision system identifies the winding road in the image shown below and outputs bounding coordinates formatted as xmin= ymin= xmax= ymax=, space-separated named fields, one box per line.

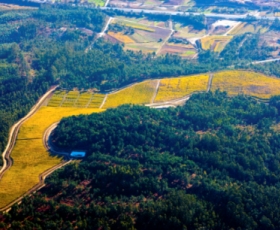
xmin=0 ymin=85 xmax=59 ymax=179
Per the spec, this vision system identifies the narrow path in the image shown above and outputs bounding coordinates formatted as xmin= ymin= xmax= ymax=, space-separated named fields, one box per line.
xmin=223 ymin=22 xmax=241 ymax=36
xmin=98 ymin=17 xmax=113 ymax=38
xmin=156 ymin=29 xmax=174 ymax=55
xmin=151 ymin=80 xmax=160 ymax=103
xmin=99 ymin=94 xmax=108 ymax=109
xmin=85 ymin=17 xmax=113 ymax=53
xmin=0 ymin=85 xmax=59 ymax=179
xmin=0 ymin=115 xmax=72 ymax=213
xmin=104 ymin=0 xmax=110 ymax=7
xmin=43 ymin=123 xmax=69 ymax=158
xmin=207 ymin=73 xmax=213 ymax=92
xmin=252 ymin=58 xmax=280 ymax=64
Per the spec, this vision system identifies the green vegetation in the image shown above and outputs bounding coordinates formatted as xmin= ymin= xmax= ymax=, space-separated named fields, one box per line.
xmin=4 ymin=92 xmax=280 ymax=229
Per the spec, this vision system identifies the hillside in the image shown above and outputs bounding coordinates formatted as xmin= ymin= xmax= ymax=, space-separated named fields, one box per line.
xmin=3 ymin=91 xmax=280 ymax=229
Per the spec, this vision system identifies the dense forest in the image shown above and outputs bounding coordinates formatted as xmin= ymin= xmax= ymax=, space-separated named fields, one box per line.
xmin=3 ymin=92 xmax=280 ymax=229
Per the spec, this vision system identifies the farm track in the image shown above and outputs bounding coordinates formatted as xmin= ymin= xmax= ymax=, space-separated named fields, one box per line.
xmin=0 ymin=85 xmax=59 ymax=179
xmin=98 ymin=17 xmax=113 ymax=38
xmin=207 ymin=73 xmax=213 ymax=92
xmin=100 ymin=94 xmax=108 ymax=109
xmin=156 ymin=29 xmax=174 ymax=54
xmin=151 ymin=80 xmax=160 ymax=103
xmin=252 ymin=58 xmax=280 ymax=64
xmin=223 ymin=22 xmax=241 ymax=36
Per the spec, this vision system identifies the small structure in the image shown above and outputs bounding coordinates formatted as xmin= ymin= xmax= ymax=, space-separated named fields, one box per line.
xmin=70 ymin=151 xmax=86 ymax=158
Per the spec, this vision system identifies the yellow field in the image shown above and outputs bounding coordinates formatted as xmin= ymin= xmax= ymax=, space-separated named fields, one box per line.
xmin=201 ymin=36 xmax=232 ymax=51
xmin=48 ymin=91 xmax=106 ymax=108
xmin=228 ymin=23 xmax=267 ymax=35
xmin=108 ymin=32 xmax=135 ymax=43
xmin=115 ymin=20 xmax=155 ymax=32
xmin=211 ymin=71 xmax=280 ymax=99
xmin=154 ymin=75 xmax=209 ymax=102
xmin=0 ymin=107 xmax=104 ymax=208
xmin=76 ymin=92 xmax=93 ymax=107
xmin=214 ymin=41 xmax=227 ymax=52
xmin=88 ymin=94 xmax=105 ymax=108
xmin=103 ymin=80 xmax=157 ymax=108
xmin=47 ymin=90 xmax=67 ymax=107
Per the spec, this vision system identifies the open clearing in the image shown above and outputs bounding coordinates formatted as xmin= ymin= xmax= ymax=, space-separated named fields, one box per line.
xmin=103 ymin=80 xmax=158 ymax=108
xmin=211 ymin=71 xmax=280 ymax=99
xmin=0 ymin=107 xmax=104 ymax=208
xmin=173 ymin=24 xmax=206 ymax=39
xmin=154 ymin=74 xmax=209 ymax=102
xmin=107 ymin=18 xmax=172 ymax=53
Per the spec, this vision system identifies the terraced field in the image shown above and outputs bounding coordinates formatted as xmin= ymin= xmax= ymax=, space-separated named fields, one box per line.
xmin=200 ymin=36 xmax=233 ymax=52
xmin=211 ymin=71 xmax=280 ymax=99
xmin=228 ymin=23 xmax=268 ymax=35
xmin=47 ymin=90 xmax=67 ymax=107
xmin=88 ymin=94 xmax=106 ymax=108
xmin=103 ymin=80 xmax=158 ymax=108
xmin=48 ymin=91 xmax=105 ymax=108
xmin=0 ymin=107 xmax=104 ymax=208
xmin=154 ymin=75 xmax=209 ymax=102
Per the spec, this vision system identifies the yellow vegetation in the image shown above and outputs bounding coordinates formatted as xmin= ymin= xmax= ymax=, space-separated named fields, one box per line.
xmin=47 ymin=90 xmax=106 ymax=108
xmin=88 ymin=94 xmax=105 ymax=108
xmin=211 ymin=71 xmax=280 ymax=99
xmin=201 ymin=36 xmax=232 ymax=51
xmin=47 ymin=90 xmax=67 ymax=107
xmin=228 ymin=23 xmax=266 ymax=35
xmin=108 ymin=32 xmax=135 ymax=43
xmin=155 ymin=75 xmax=209 ymax=102
xmin=114 ymin=20 xmax=155 ymax=32
xmin=0 ymin=107 xmax=104 ymax=208
xmin=103 ymin=80 xmax=157 ymax=108
xmin=76 ymin=92 xmax=93 ymax=107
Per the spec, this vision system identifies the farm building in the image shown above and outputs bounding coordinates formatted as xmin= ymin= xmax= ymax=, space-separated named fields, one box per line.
xmin=70 ymin=151 xmax=86 ymax=158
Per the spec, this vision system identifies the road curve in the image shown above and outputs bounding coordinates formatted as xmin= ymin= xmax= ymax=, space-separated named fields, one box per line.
xmin=0 ymin=85 xmax=59 ymax=179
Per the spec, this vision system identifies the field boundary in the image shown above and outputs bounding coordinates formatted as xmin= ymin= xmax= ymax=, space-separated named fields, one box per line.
xmin=0 ymin=85 xmax=59 ymax=178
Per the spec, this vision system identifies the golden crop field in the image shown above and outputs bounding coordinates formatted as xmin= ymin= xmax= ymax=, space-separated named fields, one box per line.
xmin=0 ymin=106 xmax=104 ymax=208
xmin=108 ymin=32 xmax=135 ymax=43
xmin=211 ymin=71 xmax=280 ymax=99
xmin=228 ymin=23 xmax=266 ymax=35
xmin=154 ymin=75 xmax=209 ymax=102
xmin=47 ymin=90 xmax=67 ymax=107
xmin=201 ymin=36 xmax=232 ymax=51
xmin=47 ymin=91 xmax=106 ymax=108
xmin=76 ymin=92 xmax=93 ymax=107
xmin=88 ymin=94 xmax=105 ymax=108
xmin=103 ymin=80 xmax=158 ymax=108
xmin=214 ymin=41 xmax=227 ymax=52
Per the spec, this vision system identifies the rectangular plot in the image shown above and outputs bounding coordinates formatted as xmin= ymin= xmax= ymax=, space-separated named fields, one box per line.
xmin=103 ymin=80 xmax=157 ymax=108
xmin=154 ymin=75 xmax=209 ymax=102
xmin=211 ymin=71 xmax=280 ymax=99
